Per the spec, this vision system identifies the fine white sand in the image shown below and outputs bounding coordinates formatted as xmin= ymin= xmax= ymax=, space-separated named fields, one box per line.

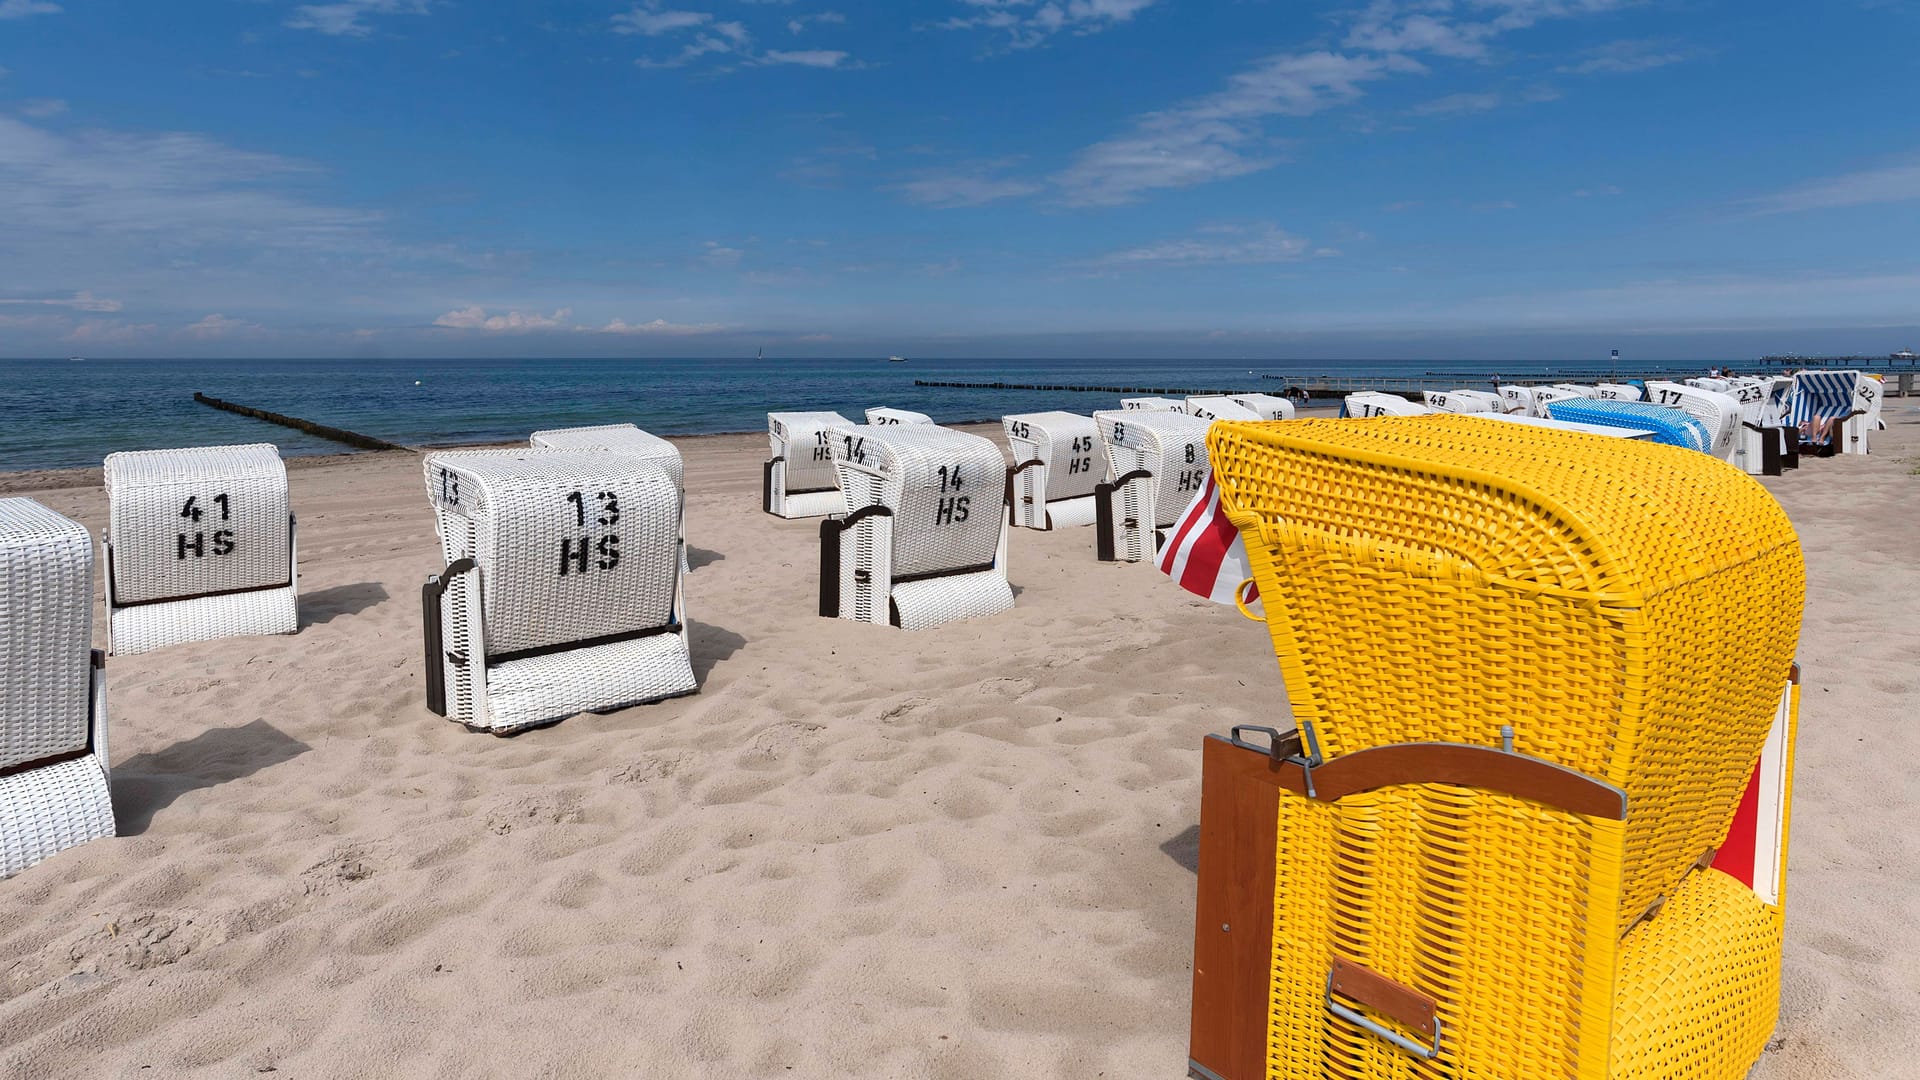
xmin=1 ymin=410 xmax=1916 ymax=1078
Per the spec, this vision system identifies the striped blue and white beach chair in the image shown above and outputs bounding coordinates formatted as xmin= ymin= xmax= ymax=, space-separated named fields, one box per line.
xmin=1788 ymin=371 xmax=1865 ymax=456
xmin=1544 ymin=398 xmax=1714 ymax=451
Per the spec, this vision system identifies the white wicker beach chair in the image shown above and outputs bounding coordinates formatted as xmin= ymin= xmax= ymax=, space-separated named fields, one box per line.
xmin=1090 ymin=409 xmax=1212 ymax=562
xmin=530 ymin=424 xmax=689 ymax=571
xmin=420 ymin=449 xmax=695 ymax=734
xmin=864 ymin=407 xmax=934 ymax=426
xmin=1645 ymin=381 xmax=1743 ymax=462
xmin=1854 ymin=375 xmax=1885 ymax=453
xmin=1344 ymin=392 xmax=1432 ymax=417
xmin=1526 ymin=386 xmax=1586 ymax=417
xmin=1497 ymin=385 xmax=1537 ymax=415
xmin=1120 ymin=397 xmax=1187 ymax=413
xmin=103 ymin=444 xmax=298 ymax=656
xmin=1420 ymin=389 xmax=1503 ymax=414
xmin=1225 ymin=393 xmax=1297 ymax=421
xmin=1550 ymin=383 xmax=1600 ymax=398
xmin=818 ymin=424 xmax=1013 ymax=630
xmin=1595 ymin=383 xmax=1644 ymax=401
xmin=1 ymin=498 xmax=112 ymax=878
xmin=1712 ymin=379 xmax=1797 ymax=475
xmin=765 ymin=411 xmax=852 ymax=519
xmin=1003 ymin=411 xmax=1103 ymax=530
xmin=1183 ymin=396 xmax=1262 ymax=422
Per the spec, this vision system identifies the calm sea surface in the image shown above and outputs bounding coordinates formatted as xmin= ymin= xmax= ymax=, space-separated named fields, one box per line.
xmin=2 ymin=356 xmax=1645 ymax=472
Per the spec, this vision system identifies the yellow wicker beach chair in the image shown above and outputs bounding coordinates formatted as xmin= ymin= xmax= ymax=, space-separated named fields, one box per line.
xmin=1185 ymin=415 xmax=1804 ymax=1080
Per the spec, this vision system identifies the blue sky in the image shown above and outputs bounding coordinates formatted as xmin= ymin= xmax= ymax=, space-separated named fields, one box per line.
xmin=1 ymin=0 xmax=1916 ymax=360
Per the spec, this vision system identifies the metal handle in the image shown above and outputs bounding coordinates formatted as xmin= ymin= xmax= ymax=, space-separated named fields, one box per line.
xmin=1326 ymin=998 xmax=1442 ymax=1060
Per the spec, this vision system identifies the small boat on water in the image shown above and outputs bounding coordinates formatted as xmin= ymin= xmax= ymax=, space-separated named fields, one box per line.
xmin=887 ymin=355 xmax=908 ymax=363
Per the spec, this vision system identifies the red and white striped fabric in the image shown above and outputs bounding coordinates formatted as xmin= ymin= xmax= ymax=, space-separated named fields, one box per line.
xmin=1712 ymin=680 xmax=1795 ymax=907
xmin=1154 ymin=473 xmax=1261 ymax=614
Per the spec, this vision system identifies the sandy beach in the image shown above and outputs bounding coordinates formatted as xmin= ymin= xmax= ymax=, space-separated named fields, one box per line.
xmin=1 ymin=410 xmax=1916 ymax=1079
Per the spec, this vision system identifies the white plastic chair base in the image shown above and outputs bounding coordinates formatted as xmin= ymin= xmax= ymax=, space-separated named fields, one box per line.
xmin=108 ymin=585 xmax=299 ymax=656
xmin=1039 ymin=496 xmax=1098 ymax=529
xmin=483 ymin=632 xmax=697 ymax=734
xmin=891 ymin=571 xmax=1016 ymax=631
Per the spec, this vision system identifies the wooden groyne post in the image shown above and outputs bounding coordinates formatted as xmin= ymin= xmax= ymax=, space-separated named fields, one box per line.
xmin=193 ymin=393 xmax=412 ymax=452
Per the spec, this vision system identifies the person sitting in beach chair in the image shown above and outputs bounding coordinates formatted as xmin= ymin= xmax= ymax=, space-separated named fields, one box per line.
xmin=1003 ymin=411 xmax=1104 ymax=530
xmin=765 ymin=411 xmax=852 ymax=519
xmin=817 ymin=422 xmax=1014 ymax=630
xmin=863 ymin=407 xmax=933 ymax=426
xmin=1342 ymin=392 xmax=1431 ymax=417
xmin=420 ymin=448 xmax=696 ymax=733
xmin=102 ymin=443 xmax=299 ymax=655
xmin=1 ymin=499 xmax=112 ymax=878
xmin=1420 ymin=389 xmax=1503 ymax=413
xmin=1090 ymin=409 xmax=1213 ymax=562
xmin=1185 ymin=415 xmax=1804 ymax=1080
xmin=531 ymin=424 xmax=690 ymax=572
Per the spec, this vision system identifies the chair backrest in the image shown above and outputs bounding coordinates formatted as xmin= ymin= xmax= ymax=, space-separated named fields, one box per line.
xmin=826 ymin=424 xmax=1006 ymax=577
xmin=1544 ymin=398 xmax=1713 ymax=451
xmin=1551 ymin=384 xmax=1599 ymax=398
xmin=1344 ymin=392 xmax=1430 ymax=417
xmin=864 ymin=407 xmax=933 ymax=426
xmin=0 ymin=498 xmax=93 ymax=770
xmin=1092 ymin=409 xmax=1213 ymax=528
xmin=530 ymin=423 xmax=683 ymax=491
xmin=103 ymin=444 xmax=291 ymax=606
xmin=423 ymin=449 xmax=680 ymax=658
xmin=1688 ymin=377 xmax=1732 ymax=393
xmin=1185 ymin=396 xmax=1262 ymax=422
xmin=1594 ymin=382 xmax=1643 ymax=401
xmin=768 ymin=412 xmax=850 ymax=495
xmin=1645 ymin=382 xmax=1742 ymax=459
xmin=1003 ymin=411 xmax=1103 ymax=503
xmin=1421 ymin=389 xmax=1502 ymax=413
xmin=1206 ymin=414 xmax=1804 ymax=933
xmin=1226 ymin=393 xmax=1296 ymax=420
xmin=1527 ymin=386 xmax=1585 ymax=417
xmin=1498 ymin=385 xmax=1536 ymax=414
xmin=1788 ymin=370 xmax=1861 ymax=426
xmin=1120 ymin=397 xmax=1187 ymax=412
xmin=1856 ymin=374 xmax=1884 ymax=425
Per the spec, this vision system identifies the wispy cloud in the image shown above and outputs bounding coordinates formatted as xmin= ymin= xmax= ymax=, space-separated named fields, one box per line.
xmin=760 ymin=48 xmax=851 ymax=67
xmin=182 ymin=313 xmax=262 ymax=339
xmin=65 ymin=319 xmax=158 ymax=345
xmin=615 ymin=5 xmax=854 ymax=69
xmin=1411 ymin=91 xmax=1503 ymax=115
xmin=17 ymin=98 xmax=68 ymax=117
xmin=938 ymin=0 xmax=1161 ymax=51
xmin=0 ymin=290 xmax=121 ymax=311
xmin=1738 ymin=161 xmax=1920 ymax=216
xmin=612 ymin=7 xmax=714 ymax=35
xmin=433 ymin=305 xmax=572 ymax=331
xmin=1084 ymin=222 xmax=1319 ymax=269
xmin=0 ymin=0 xmax=61 ymax=19
xmin=1557 ymin=37 xmax=1690 ymax=75
xmin=286 ymin=0 xmax=430 ymax=37
xmin=787 ymin=11 xmax=845 ymax=33
xmin=701 ymin=240 xmax=744 ymax=267
xmin=894 ymin=160 xmax=1042 ymax=207
xmin=1053 ymin=51 xmax=1397 ymax=206
xmin=600 ymin=317 xmax=726 ymax=335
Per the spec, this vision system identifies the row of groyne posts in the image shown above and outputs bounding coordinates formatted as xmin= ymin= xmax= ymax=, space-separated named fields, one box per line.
xmin=916 ymin=365 xmax=1920 ymax=402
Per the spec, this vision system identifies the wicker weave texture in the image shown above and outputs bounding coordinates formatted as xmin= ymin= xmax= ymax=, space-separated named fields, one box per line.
xmin=1227 ymin=393 xmax=1296 ymax=421
xmin=0 ymin=499 xmax=93 ymax=768
xmin=1545 ymin=399 xmax=1712 ymax=451
xmin=1419 ymin=389 xmax=1502 ymax=413
xmin=769 ymin=411 xmax=850 ymax=502
xmin=864 ymin=407 xmax=933 ymax=426
xmin=1004 ymin=412 xmax=1104 ymax=522
xmin=1 ymin=754 xmax=114 ymax=878
xmin=104 ymin=444 xmax=292 ymax=604
xmin=1204 ymin=416 xmax=1803 ymax=1079
xmin=1345 ymin=392 xmax=1432 ymax=418
xmin=891 ymin=571 xmax=1015 ymax=630
xmin=485 ymin=632 xmax=697 ymax=732
xmin=424 ymin=450 xmax=679 ymax=656
xmin=1092 ymin=409 xmax=1212 ymax=529
xmin=1645 ymin=383 xmax=1742 ymax=460
xmin=530 ymin=424 xmax=685 ymax=491
xmin=1186 ymin=396 xmax=1262 ymax=421
xmin=110 ymin=588 xmax=302 ymax=656
xmin=828 ymin=424 xmax=1007 ymax=579
xmin=1596 ymin=383 xmax=1644 ymax=401
xmin=1120 ymin=397 xmax=1186 ymax=412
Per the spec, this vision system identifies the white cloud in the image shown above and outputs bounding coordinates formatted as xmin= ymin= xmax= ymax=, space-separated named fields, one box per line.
xmin=787 ymin=11 xmax=845 ymax=33
xmin=612 ymin=7 xmax=712 ymax=35
xmin=1571 ymin=184 xmax=1622 ymax=197
xmin=1053 ymin=51 xmax=1394 ymax=206
xmin=600 ymin=317 xmax=726 ymax=335
xmin=1558 ymin=38 xmax=1689 ymax=75
xmin=894 ymin=161 xmax=1042 ymax=208
xmin=760 ymin=48 xmax=849 ymax=67
xmin=1411 ymin=91 xmax=1503 ymax=115
xmin=1739 ymin=161 xmax=1920 ymax=216
xmin=65 ymin=319 xmax=159 ymax=345
xmin=18 ymin=98 xmax=66 ymax=118
xmin=0 ymin=0 xmax=61 ymax=19
xmin=701 ymin=240 xmax=743 ymax=267
xmin=0 ymin=290 xmax=121 ymax=311
xmin=182 ymin=313 xmax=261 ymax=339
xmin=1085 ymin=222 xmax=1316 ymax=269
xmin=939 ymin=0 xmax=1160 ymax=50
xmin=433 ymin=305 xmax=572 ymax=331
xmin=286 ymin=0 xmax=430 ymax=37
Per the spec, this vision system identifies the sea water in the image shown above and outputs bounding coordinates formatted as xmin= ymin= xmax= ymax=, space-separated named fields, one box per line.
xmin=2 ymin=355 xmax=1594 ymax=471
